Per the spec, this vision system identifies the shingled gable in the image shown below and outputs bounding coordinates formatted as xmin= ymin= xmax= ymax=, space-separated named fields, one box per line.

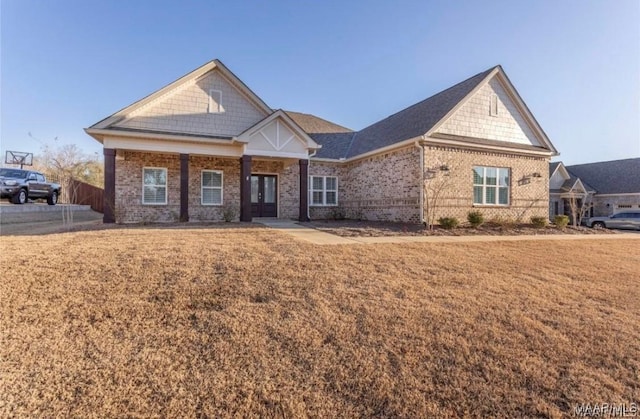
xmin=86 ymin=59 xmax=272 ymax=141
xmin=299 ymin=65 xmax=557 ymax=160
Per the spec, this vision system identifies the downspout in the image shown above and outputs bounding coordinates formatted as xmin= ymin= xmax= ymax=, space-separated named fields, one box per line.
xmin=307 ymin=150 xmax=317 ymax=220
xmin=415 ymin=137 xmax=425 ymax=224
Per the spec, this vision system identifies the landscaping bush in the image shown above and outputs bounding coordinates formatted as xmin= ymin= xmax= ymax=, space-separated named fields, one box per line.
xmin=438 ymin=217 xmax=459 ymax=229
xmin=467 ymin=211 xmax=484 ymax=227
xmin=530 ymin=216 xmax=548 ymax=228
xmin=489 ymin=215 xmax=516 ymax=229
xmin=222 ymin=203 xmax=238 ymax=222
xmin=554 ymin=215 xmax=569 ymax=229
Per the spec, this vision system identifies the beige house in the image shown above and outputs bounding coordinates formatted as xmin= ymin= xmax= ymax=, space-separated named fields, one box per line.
xmin=550 ymin=159 xmax=640 ymax=220
xmin=86 ymin=59 xmax=558 ymax=224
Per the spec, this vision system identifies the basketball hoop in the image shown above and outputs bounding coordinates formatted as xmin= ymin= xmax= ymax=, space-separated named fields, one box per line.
xmin=5 ymin=151 xmax=34 ymax=169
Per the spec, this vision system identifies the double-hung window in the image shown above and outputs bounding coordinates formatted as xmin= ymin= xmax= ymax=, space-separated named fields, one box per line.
xmin=310 ymin=176 xmax=338 ymax=206
xmin=473 ymin=166 xmax=509 ymax=205
xmin=201 ymin=170 xmax=223 ymax=205
xmin=142 ymin=167 xmax=167 ymax=205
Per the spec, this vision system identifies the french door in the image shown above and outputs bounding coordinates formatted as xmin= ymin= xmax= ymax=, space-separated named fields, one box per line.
xmin=251 ymin=175 xmax=277 ymax=217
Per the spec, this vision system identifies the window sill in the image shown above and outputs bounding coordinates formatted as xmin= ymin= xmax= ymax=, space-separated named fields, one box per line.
xmin=310 ymin=204 xmax=339 ymax=207
xmin=201 ymin=203 xmax=223 ymax=206
xmin=142 ymin=202 xmax=168 ymax=206
xmin=472 ymin=204 xmax=510 ymax=208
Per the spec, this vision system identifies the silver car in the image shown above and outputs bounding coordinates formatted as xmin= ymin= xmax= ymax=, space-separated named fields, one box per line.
xmin=584 ymin=210 xmax=640 ymax=230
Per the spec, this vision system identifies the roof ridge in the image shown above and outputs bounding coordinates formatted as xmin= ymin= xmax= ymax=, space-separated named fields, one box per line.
xmin=566 ymin=157 xmax=640 ymax=167
xmin=344 ymin=132 xmax=358 ymax=158
xmin=358 ymin=65 xmax=498 ymax=131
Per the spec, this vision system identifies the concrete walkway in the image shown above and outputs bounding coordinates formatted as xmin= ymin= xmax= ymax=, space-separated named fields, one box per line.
xmin=255 ymin=219 xmax=640 ymax=245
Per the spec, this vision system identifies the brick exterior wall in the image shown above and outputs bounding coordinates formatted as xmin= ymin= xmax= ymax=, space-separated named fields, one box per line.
xmin=114 ymin=152 xmax=301 ymax=223
xmin=115 ymin=69 xmax=266 ymax=138
xmin=309 ymin=146 xmax=422 ymax=222
xmin=423 ymin=145 xmax=549 ymax=223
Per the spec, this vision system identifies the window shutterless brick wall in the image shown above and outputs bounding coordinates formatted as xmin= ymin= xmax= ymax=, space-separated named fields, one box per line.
xmin=115 ymin=152 xmax=302 ymax=223
xmin=423 ymin=145 xmax=550 ymax=223
xmin=115 ymin=152 xmax=181 ymax=223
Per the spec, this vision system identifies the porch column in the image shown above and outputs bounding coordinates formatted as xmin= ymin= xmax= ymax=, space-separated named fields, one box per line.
xmin=180 ymin=153 xmax=189 ymax=222
xmin=299 ymin=159 xmax=309 ymax=222
xmin=103 ymin=148 xmax=116 ymax=224
xmin=240 ymin=155 xmax=252 ymax=222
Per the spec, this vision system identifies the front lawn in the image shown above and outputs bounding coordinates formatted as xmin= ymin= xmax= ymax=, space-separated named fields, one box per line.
xmin=1 ymin=227 xmax=638 ymax=417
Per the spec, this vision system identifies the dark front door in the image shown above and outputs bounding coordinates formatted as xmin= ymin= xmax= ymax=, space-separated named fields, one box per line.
xmin=251 ymin=175 xmax=277 ymax=217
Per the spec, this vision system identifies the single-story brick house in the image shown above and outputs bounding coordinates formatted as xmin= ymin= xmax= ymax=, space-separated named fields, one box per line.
xmin=86 ymin=59 xmax=558 ymax=224
xmin=550 ymin=158 xmax=640 ymax=219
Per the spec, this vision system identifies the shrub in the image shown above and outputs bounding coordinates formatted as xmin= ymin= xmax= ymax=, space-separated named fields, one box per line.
xmin=330 ymin=207 xmax=346 ymax=220
xmin=530 ymin=216 xmax=548 ymax=228
xmin=438 ymin=217 xmax=459 ymax=230
xmin=490 ymin=216 xmax=516 ymax=229
xmin=467 ymin=211 xmax=484 ymax=228
xmin=554 ymin=215 xmax=569 ymax=229
xmin=222 ymin=203 xmax=238 ymax=222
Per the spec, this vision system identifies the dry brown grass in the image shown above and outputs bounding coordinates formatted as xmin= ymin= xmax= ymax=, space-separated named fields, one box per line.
xmin=1 ymin=226 xmax=638 ymax=417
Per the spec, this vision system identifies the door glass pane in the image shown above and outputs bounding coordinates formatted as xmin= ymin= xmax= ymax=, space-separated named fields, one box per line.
xmin=264 ymin=177 xmax=276 ymax=203
xmin=251 ymin=176 xmax=259 ymax=203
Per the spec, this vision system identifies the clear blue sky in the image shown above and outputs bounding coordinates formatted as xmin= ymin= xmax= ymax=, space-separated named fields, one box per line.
xmin=1 ymin=0 xmax=639 ymax=165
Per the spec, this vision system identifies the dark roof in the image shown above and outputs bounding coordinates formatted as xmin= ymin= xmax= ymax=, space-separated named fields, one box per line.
xmin=566 ymin=158 xmax=640 ymax=194
xmin=284 ymin=111 xmax=352 ymax=134
xmin=309 ymin=132 xmax=356 ymax=159
xmin=549 ymin=161 xmax=561 ymax=176
xmin=345 ymin=66 xmax=497 ymax=158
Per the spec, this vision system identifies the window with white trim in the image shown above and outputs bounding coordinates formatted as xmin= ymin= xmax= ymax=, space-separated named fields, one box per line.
xmin=209 ymin=89 xmax=222 ymax=113
xmin=142 ymin=167 xmax=167 ymax=205
xmin=201 ymin=170 xmax=223 ymax=205
xmin=473 ymin=166 xmax=510 ymax=205
xmin=310 ymin=176 xmax=338 ymax=206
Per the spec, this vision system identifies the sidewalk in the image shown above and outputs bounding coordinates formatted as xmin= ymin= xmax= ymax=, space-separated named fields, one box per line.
xmin=255 ymin=219 xmax=640 ymax=245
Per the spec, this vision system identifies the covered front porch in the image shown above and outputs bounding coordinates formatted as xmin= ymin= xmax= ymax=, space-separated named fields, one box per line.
xmin=101 ymin=149 xmax=309 ymax=224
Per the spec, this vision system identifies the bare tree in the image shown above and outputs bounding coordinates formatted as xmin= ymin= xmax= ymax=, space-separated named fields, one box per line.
xmin=566 ymin=193 xmax=587 ymax=227
xmin=423 ymin=163 xmax=454 ymax=230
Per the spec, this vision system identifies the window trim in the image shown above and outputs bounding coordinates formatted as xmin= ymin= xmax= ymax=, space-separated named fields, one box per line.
xmin=142 ymin=167 xmax=168 ymax=205
xmin=201 ymin=169 xmax=224 ymax=206
xmin=309 ymin=175 xmax=338 ymax=207
xmin=473 ymin=166 xmax=510 ymax=206
xmin=209 ymin=89 xmax=223 ymax=113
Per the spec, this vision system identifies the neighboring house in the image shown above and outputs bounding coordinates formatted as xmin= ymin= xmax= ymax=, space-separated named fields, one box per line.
xmin=548 ymin=161 xmax=591 ymax=221
xmin=565 ymin=158 xmax=640 ymax=216
xmin=85 ymin=59 xmax=558 ymax=224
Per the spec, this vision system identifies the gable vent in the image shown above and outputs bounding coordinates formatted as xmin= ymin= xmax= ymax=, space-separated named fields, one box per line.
xmin=489 ymin=93 xmax=499 ymax=117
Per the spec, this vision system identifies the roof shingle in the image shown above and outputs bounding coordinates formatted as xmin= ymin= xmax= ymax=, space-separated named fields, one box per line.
xmin=566 ymin=158 xmax=640 ymax=194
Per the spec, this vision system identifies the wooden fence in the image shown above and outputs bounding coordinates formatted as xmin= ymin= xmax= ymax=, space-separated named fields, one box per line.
xmin=68 ymin=179 xmax=104 ymax=213
xmin=44 ymin=173 xmax=104 ymax=213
